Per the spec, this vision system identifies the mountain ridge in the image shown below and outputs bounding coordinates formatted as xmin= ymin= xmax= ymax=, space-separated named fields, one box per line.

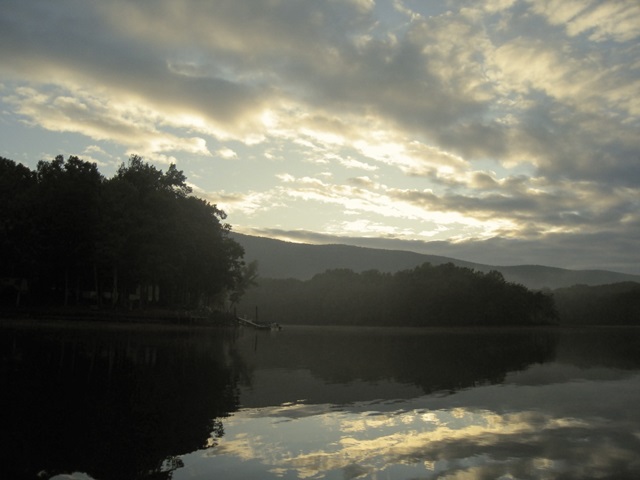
xmin=231 ymin=233 xmax=640 ymax=290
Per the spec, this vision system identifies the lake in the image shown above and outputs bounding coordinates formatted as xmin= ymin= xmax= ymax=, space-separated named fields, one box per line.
xmin=2 ymin=321 xmax=640 ymax=480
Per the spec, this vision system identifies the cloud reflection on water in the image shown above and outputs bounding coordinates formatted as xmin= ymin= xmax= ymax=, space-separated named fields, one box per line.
xmin=180 ymin=371 xmax=640 ymax=480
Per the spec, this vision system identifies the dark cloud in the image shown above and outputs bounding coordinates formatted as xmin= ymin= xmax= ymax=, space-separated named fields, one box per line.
xmin=0 ymin=0 xmax=270 ymax=134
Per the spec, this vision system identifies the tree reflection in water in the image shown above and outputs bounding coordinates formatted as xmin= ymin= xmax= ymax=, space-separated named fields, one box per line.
xmin=3 ymin=324 xmax=640 ymax=480
xmin=234 ymin=326 xmax=558 ymax=402
xmin=1 ymin=323 xmax=246 ymax=480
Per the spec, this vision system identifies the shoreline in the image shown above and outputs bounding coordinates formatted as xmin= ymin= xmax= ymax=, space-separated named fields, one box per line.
xmin=0 ymin=306 xmax=237 ymax=328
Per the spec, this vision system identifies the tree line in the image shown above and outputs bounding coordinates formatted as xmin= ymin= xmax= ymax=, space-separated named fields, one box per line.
xmin=238 ymin=263 xmax=559 ymax=326
xmin=0 ymin=155 xmax=247 ymax=310
xmin=238 ymin=265 xmax=640 ymax=326
xmin=553 ymin=282 xmax=640 ymax=325
xmin=4 ymin=153 xmax=636 ymax=325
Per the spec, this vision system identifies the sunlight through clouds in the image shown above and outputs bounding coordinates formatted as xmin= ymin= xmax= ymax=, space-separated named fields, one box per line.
xmin=1 ymin=0 xmax=639 ymax=271
xmin=5 ymin=85 xmax=212 ymax=163
xmin=530 ymin=0 xmax=640 ymax=42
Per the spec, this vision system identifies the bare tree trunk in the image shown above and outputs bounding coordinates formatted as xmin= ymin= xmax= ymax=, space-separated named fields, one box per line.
xmin=112 ymin=265 xmax=118 ymax=307
xmin=94 ymin=263 xmax=101 ymax=306
xmin=64 ymin=267 xmax=69 ymax=307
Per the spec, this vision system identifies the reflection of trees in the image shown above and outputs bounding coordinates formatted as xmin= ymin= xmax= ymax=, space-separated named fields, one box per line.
xmin=236 ymin=328 xmax=557 ymax=397
xmin=1 ymin=325 xmax=247 ymax=480
xmin=555 ymin=327 xmax=640 ymax=369
xmin=8 ymin=324 xmax=637 ymax=479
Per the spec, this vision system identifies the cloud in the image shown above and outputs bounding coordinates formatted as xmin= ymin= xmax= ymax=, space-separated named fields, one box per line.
xmin=4 ymin=86 xmax=211 ymax=162
xmin=530 ymin=0 xmax=640 ymax=42
xmin=203 ymin=189 xmax=284 ymax=217
xmin=275 ymin=165 xmax=633 ymax=239
xmin=202 ymin=377 xmax=640 ymax=480
xmin=3 ymin=0 xmax=637 ymax=179
xmin=264 ymin=173 xmax=501 ymax=237
xmin=0 ymin=0 xmax=273 ymax=142
xmin=216 ymin=148 xmax=238 ymax=160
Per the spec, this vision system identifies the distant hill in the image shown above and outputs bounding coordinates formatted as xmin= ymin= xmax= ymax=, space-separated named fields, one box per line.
xmin=231 ymin=233 xmax=640 ymax=289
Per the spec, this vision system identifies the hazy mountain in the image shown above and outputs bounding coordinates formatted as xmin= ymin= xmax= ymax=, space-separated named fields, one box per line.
xmin=232 ymin=233 xmax=640 ymax=290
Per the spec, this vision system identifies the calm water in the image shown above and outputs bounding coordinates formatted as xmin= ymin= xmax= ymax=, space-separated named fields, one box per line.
xmin=2 ymin=322 xmax=640 ymax=480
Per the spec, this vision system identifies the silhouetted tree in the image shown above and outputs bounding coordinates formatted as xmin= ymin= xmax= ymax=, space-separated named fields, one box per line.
xmin=553 ymin=282 xmax=640 ymax=325
xmin=229 ymin=260 xmax=259 ymax=309
xmin=34 ymin=155 xmax=103 ymax=305
xmin=0 ymin=154 xmax=247 ymax=311
xmin=238 ymin=263 xmax=558 ymax=326
xmin=0 ymin=158 xmax=38 ymax=305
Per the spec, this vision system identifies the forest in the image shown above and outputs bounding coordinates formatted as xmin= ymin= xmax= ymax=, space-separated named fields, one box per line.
xmin=237 ymin=264 xmax=559 ymax=326
xmin=237 ymin=267 xmax=640 ymax=326
xmin=0 ymin=155 xmax=247 ymax=310
xmin=553 ymin=282 xmax=640 ymax=325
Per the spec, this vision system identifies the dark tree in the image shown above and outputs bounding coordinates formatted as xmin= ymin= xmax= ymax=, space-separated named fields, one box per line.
xmin=238 ymin=262 xmax=559 ymax=326
xmin=34 ymin=155 xmax=103 ymax=305
xmin=553 ymin=282 xmax=640 ymax=325
xmin=0 ymin=154 xmax=247 ymax=311
xmin=0 ymin=158 xmax=38 ymax=305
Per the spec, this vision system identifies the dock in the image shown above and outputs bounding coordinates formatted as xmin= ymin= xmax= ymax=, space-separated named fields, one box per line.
xmin=236 ymin=316 xmax=281 ymax=330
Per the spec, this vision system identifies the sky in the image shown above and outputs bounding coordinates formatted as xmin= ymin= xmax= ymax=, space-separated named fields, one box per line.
xmin=1 ymin=0 xmax=639 ymax=274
